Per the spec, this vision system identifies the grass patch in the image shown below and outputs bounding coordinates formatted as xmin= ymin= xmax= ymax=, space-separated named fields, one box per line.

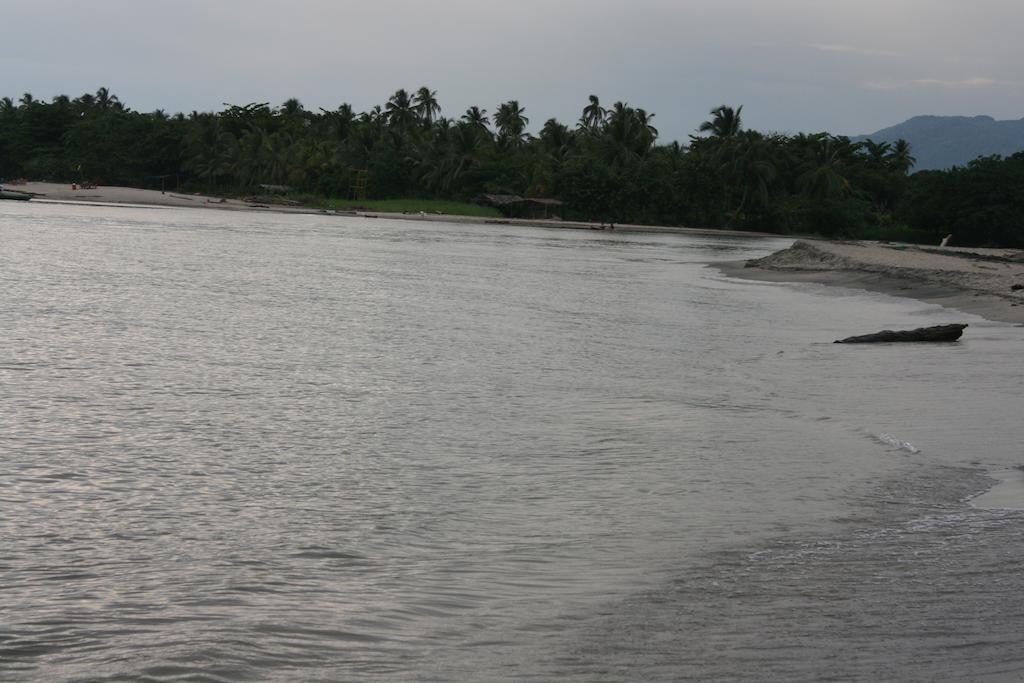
xmin=318 ymin=198 xmax=503 ymax=218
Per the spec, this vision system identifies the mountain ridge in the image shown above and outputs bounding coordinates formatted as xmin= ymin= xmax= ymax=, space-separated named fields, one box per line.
xmin=852 ymin=115 xmax=1024 ymax=171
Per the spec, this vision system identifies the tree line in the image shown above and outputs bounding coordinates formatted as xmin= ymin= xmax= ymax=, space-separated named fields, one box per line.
xmin=1 ymin=87 xmax=1022 ymax=247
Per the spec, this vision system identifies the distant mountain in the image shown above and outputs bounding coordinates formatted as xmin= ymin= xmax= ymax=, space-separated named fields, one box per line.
xmin=852 ymin=115 xmax=1024 ymax=171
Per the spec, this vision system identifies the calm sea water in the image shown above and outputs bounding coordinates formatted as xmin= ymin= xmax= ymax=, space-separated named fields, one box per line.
xmin=2 ymin=202 xmax=1023 ymax=681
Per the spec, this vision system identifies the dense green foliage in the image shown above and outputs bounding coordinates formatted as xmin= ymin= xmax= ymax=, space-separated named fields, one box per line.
xmin=897 ymin=153 xmax=1024 ymax=247
xmin=2 ymin=88 xmax=1022 ymax=246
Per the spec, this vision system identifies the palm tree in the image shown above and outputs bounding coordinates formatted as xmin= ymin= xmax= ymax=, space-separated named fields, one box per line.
xmin=95 ymin=87 xmax=119 ymax=112
xmin=861 ymin=139 xmax=892 ymax=165
xmin=418 ymin=121 xmax=485 ymax=192
xmin=636 ymin=108 xmax=658 ymax=140
xmin=280 ymin=98 xmax=304 ymax=116
xmin=888 ymin=139 xmax=916 ymax=174
xmin=700 ymin=104 xmax=743 ymax=138
xmin=359 ymin=105 xmax=384 ymax=125
xmin=183 ymin=114 xmax=235 ymax=191
xmin=19 ymin=92 xmax=35 ymax=108
xmin=579 ymin=94 xmax=607 ymax=131
xmin=231 ymin=128 xmax=264 ymax=188
xmin=600 ymin=102 xmax=642 ymax=165
xmin=0 ymin=97 xmax=13 ymax=114
xmin=595 ymin=102 xmax=656 ymax=165
xmin=461 ymin=105 xmax=489 ymax=130
xmin=853 ymin=139 xmax=902 ymax=212
xmin=413 ymin=87 xmax=441 ymax=125
xmin=539 ymin=118 xmax=572 ymax=157
xmin=663 ymin=140 xmax=686 ymax=170
xmin=257 ymin=129 xmax=294 ymax=185
xmin=385 ymin=89 xmax=416 ymax=128
xmin=320 ymin=103 xmax=356 ymax=140
xmin=796 ymin=134 xmax=852 ymax=200
xmin=722 ymin=131 xmax=777 ymax=223
xmin=494 ymin=100 xmax=529 ymax=146
xmin=74 ymin=92 xmax=95 ymax=114
xmin=529 ymin=118 xmax=573 ymax=197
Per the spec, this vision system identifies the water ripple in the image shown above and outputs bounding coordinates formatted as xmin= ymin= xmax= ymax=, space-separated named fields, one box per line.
xmin=3 ymin=204 xmax=1023 ymax=680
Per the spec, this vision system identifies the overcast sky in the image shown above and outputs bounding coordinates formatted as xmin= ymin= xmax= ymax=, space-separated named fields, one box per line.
xmin=2 ymin=0 xmax=1022 ymax=141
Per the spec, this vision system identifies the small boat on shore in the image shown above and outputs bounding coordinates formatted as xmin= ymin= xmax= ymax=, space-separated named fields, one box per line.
xmin=0 ymin=188 xmax=31 ymax=201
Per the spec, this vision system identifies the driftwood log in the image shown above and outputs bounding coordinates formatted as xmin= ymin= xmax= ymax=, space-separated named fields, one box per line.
xmin=835 ymin=323 xmax=968 ymax=344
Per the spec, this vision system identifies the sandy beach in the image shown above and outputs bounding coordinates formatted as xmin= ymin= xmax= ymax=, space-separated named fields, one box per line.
xmin=2 ymin=182 xmax=773 ymax=238
xmin=719 ymin=239 xmax=1024 ymax=324
xmin=4 ymin=182 xmax=324 ymax=214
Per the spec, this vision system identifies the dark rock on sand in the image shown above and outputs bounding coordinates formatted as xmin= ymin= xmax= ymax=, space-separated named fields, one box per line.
xmin=834 ymin=324 xmax=968 ymax=344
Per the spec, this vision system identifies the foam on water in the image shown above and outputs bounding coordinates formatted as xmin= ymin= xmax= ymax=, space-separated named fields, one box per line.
xmin=874 ymin=432 xmax=922 ymax=453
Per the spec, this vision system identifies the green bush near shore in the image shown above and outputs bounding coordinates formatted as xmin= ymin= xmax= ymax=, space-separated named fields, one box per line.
xmin=847 ymin=224 xmax=936 ymax=244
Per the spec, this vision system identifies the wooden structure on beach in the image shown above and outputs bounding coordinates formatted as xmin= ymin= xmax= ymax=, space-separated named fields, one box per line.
xmin=350 ymin=170 xmax=369 ymax=201
xmin=475 ymin=194 xmax=564 ymax=219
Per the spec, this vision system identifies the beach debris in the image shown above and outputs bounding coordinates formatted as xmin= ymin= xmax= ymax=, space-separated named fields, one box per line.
xmin=834 ymin=323 xmax=968 ymax=344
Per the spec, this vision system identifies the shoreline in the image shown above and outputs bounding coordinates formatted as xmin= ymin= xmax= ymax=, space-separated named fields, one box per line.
xmin=14 ymin=183 xmax=1022 ymax=323
xmin=715 ymin=240 xmax=1024 ymax=324
xmin=3 ymin=181 xmax=779 ymax=238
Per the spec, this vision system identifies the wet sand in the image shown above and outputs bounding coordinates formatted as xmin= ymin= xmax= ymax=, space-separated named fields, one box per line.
xmin=971 ymin=467 xmax=1024 ymax=510
xmin=5 ymin=182 xmax=321 ymax=214
xmin=717 ymin=239 xmax=1024 ymax=324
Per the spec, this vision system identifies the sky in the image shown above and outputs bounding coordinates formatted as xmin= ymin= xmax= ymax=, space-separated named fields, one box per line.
xmin=2 ymin=0 xmax=1022 ymax=142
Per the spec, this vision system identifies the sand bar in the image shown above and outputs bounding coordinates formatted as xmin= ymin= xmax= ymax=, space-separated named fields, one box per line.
xmin=718 ymin=239 xmax=1024 ymax=324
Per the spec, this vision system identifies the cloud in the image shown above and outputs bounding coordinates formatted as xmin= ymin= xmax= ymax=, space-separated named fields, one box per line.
xmin=912 ymin=77 xmax=998 ymax=88
xmin=861 ymin=77 xmax=1004 ymax=91
xmin=809 ymin=43 xmax=904 ymax=59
